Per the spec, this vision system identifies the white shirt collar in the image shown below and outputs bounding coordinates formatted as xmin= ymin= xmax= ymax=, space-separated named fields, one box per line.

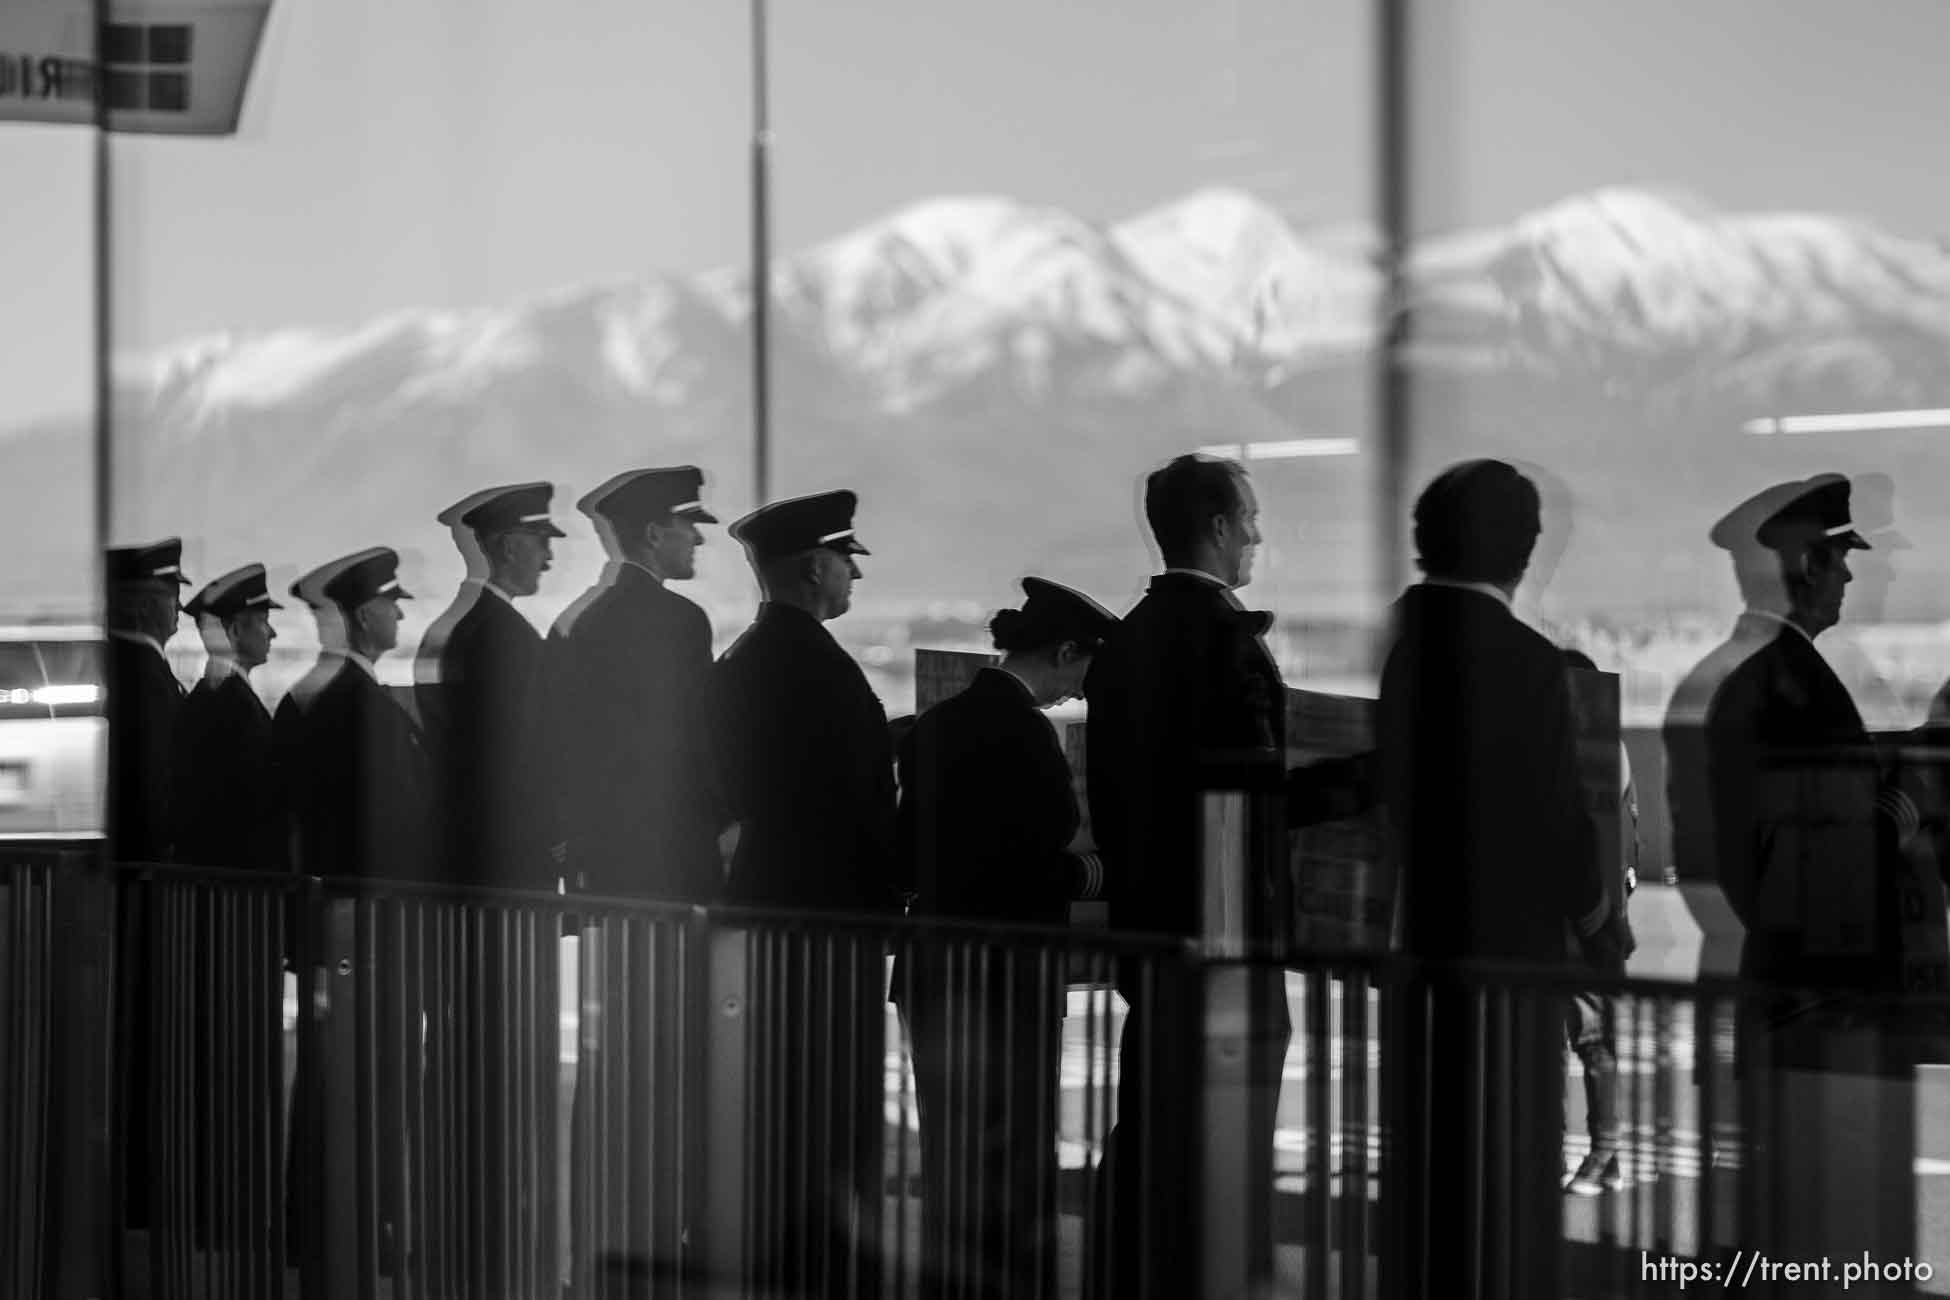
xmin=344 ymin=650 xmax=381 ymax=680
xmin=1162 ymin=567 xmax=1228 ymax=588
xmin=1422 ymin=578 xmax=1513 ymax=609
xmin=621 ymin=558 xmax=668 ymax=585
xmin=1743 ymin=607 xmax=1815 ymax=645
xmin=109 ymin=629 xmax=168 ymax=659
xmin=475 ymin=579 xmax=517 ymax=607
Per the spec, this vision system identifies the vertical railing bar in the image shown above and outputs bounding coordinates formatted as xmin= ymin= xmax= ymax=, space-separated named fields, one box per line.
xmin=1308 ymin=967 xmax=1331 ymax=1297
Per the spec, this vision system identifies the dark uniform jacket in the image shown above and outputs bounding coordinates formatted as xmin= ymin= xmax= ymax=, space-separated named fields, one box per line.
xmin=1663 ymin=611 xmax=1782 ymax=884
xmin=897 ymin=667 xmax=1086 ymax=927
xmin=1378 ymin=584 xmax=1606 ymax=965
xmin=109 ymin=633 xmax=183 ymax=862
xmin=417 ymin=586 xmax=547 ymax=890
xmin=1704 ymin=619 xmax=1896 ymax=996
xmin=271 ymin=651 xmax=343 ymax=857
xmin=538 ymin=564 xmax=721 ymax=901
xmin=715 ymin=602 xmax=898 ymax=913
xmin=294 ymin=658 xmax=434 ymax=881
xmin=1084 ymin=572 xmax=1364 ymax=948
xmin=173 ymin=670 xmax=286 ymax=870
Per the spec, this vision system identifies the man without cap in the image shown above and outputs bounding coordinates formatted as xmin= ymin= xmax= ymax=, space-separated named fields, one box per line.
xmin=174 ymin=564 xmax=286 ymax=870
xmin=1376 ymin=460 xmax=1626 ymax=1299
xmin=534 ymin=465 xmax=722 ymax=1293
xmin=416 ymin=481 xmax=563 ymax=891
xmin=713 ymin=488 xmax=898 ymax=1297
xmin=1082 ymin=455 xmax=1372 ymax=1300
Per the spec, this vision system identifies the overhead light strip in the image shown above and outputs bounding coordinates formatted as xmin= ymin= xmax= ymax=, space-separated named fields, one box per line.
xmin=1743 ymin=408 xmax=1950 ymax=436
xmin=1196 ymin=438 xmax=1360 ymax=460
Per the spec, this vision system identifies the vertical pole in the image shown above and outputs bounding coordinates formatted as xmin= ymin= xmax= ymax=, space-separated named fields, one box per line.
xmin=92 ymin=0 xmax=114 ymax=844
xmin=317 ymin=897 xmax=361 ymax=1300
xmin=1196 ymin=765 xmax=1283 ymax=1300
xmin=1374 ymin=0 xmax=1413 ymax=615
xmin=750 ymin=0 xmax=773 ymax=508
xmin=47 ymin=849 xmax=112 ymax=1300
xmin=699 ymin=920 xmax=750 ymax=1289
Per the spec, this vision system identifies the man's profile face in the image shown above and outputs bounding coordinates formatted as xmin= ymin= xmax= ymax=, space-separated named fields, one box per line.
xmin=360 ymin=595 xmax=404 ymax=656
xmin=1221 ymin=477 xmax=1263 ymax=590
xmin=497 ymin=531 xmax=553 ymax=597
xmin=648 ymin=518 xmax=702 ymax=581
xmin=228 ymin=608 xmax=276 ymax=669
xmin=1804 ymin=546 xmax=1852 ymax=635
xmin=146 ymin=581 xmax=183 ymax=643
xmin=814 ymin=548 xmax=859 ymax=619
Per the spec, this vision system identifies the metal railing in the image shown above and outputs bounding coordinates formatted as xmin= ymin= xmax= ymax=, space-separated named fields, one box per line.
xmin=3 ymin=848 xmax=1935 ymax=1298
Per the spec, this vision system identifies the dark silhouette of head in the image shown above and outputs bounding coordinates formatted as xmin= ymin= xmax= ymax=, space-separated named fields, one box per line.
xmin=1711 ymin=474 xmax=1867 ymax=638
xmin=987 ymin=576 xmax=1119 ymax=707
xmin=1411 ymin=460 xmax=1541 ymax=588
xmin=730 ymin=490 xmax=869 ymax=622
xmin=106 ymin=538 xmax=190 ymax=645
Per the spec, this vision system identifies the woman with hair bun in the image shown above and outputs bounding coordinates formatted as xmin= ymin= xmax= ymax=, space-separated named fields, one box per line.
xmin=896 ymin=576 xmax=1117 ymax=1300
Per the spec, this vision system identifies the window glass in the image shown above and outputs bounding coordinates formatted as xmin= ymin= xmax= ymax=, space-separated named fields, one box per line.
xmin=99 ymin=0 xmax=754 ymax=698
xmin=769 ymin=0 xmax=1382 ymax=712
xmin=1401 ymin=0 xmax=1950 ymax=879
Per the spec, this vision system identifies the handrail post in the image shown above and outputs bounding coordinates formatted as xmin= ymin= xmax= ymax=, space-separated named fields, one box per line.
xmin=310 ymin=894 xmax=360 ymax=1300
xmin=1196 ymin=754 xmax=1286 ymax=1300
xmin=697 ymin=912 xmax=750 ymax=1290
xmin=45 ymin=847 xmax=112 ymax=1300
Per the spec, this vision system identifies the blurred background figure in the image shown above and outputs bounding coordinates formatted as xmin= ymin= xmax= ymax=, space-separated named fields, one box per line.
xmin=1558 ymin=647 xmax=1638 ymax=1198
xmin=895 ymin=576 xmax=1113 ymax=1300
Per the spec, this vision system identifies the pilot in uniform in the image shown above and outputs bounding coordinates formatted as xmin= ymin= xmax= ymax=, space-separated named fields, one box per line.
xmin=713 ymin=489 xmax=898 ymax=1298
xmin=106 ymin=538 xmax=189 ymax=1235
xmin=290 ymin=547 xmax=434 ymax=1283
xmin=535 ymin=465 xmax=722 ymax=1291
xmin=165 ymin=563 xmax=289 ymax=1265
xmin=895 ymin=577 xmax=1114 ymax=1300
xmin=416 ymin=481 xmax=563 ymax=891
xmin=174 ymin=563 xmax=286 ymax=870
xmin=294 ymin=548 xmax=431 ymax=882
xmin=414 ymin=483 xmax=568 ymax=1298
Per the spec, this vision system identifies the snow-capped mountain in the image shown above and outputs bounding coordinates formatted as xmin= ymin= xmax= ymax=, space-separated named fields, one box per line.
xmin=1408 ymin=188 xmax=1950 ymax=400
xmin=8 ymin=185 xmax=1950 ymax=628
